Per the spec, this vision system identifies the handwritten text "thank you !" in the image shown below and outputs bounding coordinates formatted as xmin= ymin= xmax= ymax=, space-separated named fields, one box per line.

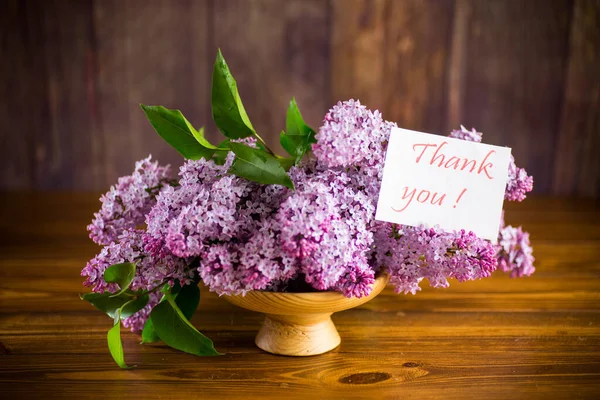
xmin=375 ymin=127 xmax=511 ymax=242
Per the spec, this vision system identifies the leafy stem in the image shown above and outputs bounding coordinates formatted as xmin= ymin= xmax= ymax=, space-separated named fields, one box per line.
xmin=141 ymin=50 xmax=316 ymax=189
xmin=107 ymin=300 xmax=137 ymax=369
xmin=149 ymin=288 xmax=221 ymax=356
xmin=253 ymin=132 xmax=275 ymax=156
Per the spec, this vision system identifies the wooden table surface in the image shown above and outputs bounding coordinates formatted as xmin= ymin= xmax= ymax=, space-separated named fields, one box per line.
xmin=1 ymin=193 xmax=599 ymax=399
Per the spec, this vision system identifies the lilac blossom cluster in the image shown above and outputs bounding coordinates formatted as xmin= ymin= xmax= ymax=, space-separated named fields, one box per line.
xmin=505 ymin=155 xmax=534 ymax=201
xmin=82 ymin=229 xmax=191 ymax=331
xmin=87 ymin=156 xmax=174 ymax=245
xmin=496 ymin=221 xmax=535 ymax=278
xmin=374 ymin=225 xmax=497 ymax=294
xmin=83 ymin=99 xmax=535 ymax=333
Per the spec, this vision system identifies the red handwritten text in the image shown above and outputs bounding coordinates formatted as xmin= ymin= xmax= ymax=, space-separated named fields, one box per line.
xmin=391 ymin=186 xmax=447 ymax=212
xmin=412 ymin=141 xmax=496 ymax=180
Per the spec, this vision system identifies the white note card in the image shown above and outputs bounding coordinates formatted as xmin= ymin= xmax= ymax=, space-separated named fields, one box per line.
xmin=375 ymin=127 xmax=511 ymax=242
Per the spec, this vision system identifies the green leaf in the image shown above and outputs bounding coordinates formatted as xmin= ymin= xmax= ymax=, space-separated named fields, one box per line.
xmin=121 ymin=294 xmax=149 ymax=318
xmin=280 ymin=132 xmax=304 ymax=163
xmin=276 ymin=153 xmax=296 ymax=171
xmin=212 ymin=139 xmax=231 ymax=165
xmin=141 ymin=318 xmax=160 ymax=344
xmin=104 ymin=262 xmax=136 ymax=296
xmin=211 ymin=49 xmax=256 ymax=139
xmin=150 ymin=292 xmax=222 ymax=356
xmin=280 ymin=98 xmax=317 ymax=163
xmin=285 ymin=98 xmax=315 ymax=138
xmin=82 ymin=292 xmax=131 ymax=319
xmin=190 ymin=126 xmax=207 ymax=147
xmin=175 ymin=283 xmax=200 ymax=320
xmin=141 ymin=292 xmax=167 ymax=344
xmin=142 ymin=280 xmax=200 ymax=345
xmin=141 ymin=105 xmax=218 ymax=160
xmin=107 ymin=307 xmax=133 ymax=369
xmin=228 ymin=142 xmax=294 ymax=189
xmin=82 ymin=291 xmax=148 ymax=320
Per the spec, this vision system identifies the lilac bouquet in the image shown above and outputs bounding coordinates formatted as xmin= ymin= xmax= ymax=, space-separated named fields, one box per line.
xmin=81 ymin=50 xmax=534 ymax=368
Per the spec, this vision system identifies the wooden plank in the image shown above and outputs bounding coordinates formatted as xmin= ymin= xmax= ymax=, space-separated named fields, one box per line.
xmin=3 ymin=327 xmax=600 ymax=356
xmin=30 ymin=0 xmax=103 ymax=189
xmin=0 ymin=349 xmax=597 ymax=400
xmin=212 ymin=0 xmax=330 ymax=152
xmin=554 ymin=0 xmax=600 ymax=197
xmin=93 ymin=0 xmax=210 ymax=186
xmin=330 ymin=0 xmax=386 ymax=112
xmin=447 ymin=0 xmax=470 ymax=130
xmin=0 ymin=376 xmax=598 ymax=400
xmin=0 ymin=1 xmax=41 ymax=189
xmin=0 ymin=192 xmax=599 ymax=398
xmin=460 ymin=0 xmax=572 ymax=193
xmin=331 ymin=0 xmax=455 ymax=134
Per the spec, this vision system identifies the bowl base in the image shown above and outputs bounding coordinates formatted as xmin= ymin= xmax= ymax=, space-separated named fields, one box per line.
xmin=255 ymin=313 xmax=341 ymax=356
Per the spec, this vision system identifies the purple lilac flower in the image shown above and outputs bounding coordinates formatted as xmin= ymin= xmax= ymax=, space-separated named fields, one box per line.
xmin=505 ymin=155 xmax=534 ymax=201
xmin=82 ymin=229 xmax=191 ymax=333
xmin=312 ymin=100 xmax=397 ymax=203
xmin=87 ymin=156 xmax=174 ymax=245
xmin=146 ymin=150 xmax=284 ymax=260
xmin=313 ymin=99 xmax=378 ymax=168
xmin=334 ymin=263 xmax=376 ymax=298
xmin=82 ymin=229 xmax=190 ymax=293
xmin=164 ymin=174 xmax=253 ymax=258
xmin=144 ymin=154 xmax=236 ymax=257
xmin=145 ymin=150 xmax=296 ymax=296
xmin=374 ymin=225 xmax=497 ymax=295
xmin=277 ymin=169 xmax=376 ymax=297
xmin=449 ymin=125 xmax=483 ymax=142
xmin=188 ymin=171 xmax=295 ymax=296
xmin=198 ymin=217 xmax=296 ymax=296
xmin=178 ymin=151 xmax=235 ymax=187
xmin=496 ymin=225 xmax=535 ymax=278
xmin=313 ymin=100 xmax=396 ymax=172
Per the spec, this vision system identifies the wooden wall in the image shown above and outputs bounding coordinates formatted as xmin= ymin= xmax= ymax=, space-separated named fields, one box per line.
xmin=1 ymin=0 xmax=598 ymax=196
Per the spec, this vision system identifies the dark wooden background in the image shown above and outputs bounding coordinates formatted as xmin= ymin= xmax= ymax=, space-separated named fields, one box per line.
xmin=1 ymin=0 xmax=599 ymax=195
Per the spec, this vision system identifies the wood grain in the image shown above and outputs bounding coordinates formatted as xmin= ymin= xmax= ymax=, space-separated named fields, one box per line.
xmin=0 ymin=193 xmax=599 ymax=399
xmin=330 ymin=0 xmax=387 ymax=111
xmin=0 ymin=0 xmax=41 ymax=189
xmin=460 ymin=0 xmax=573 ymax=194
xmin=93 ymin=0 xmax=210 ymax=183
xmin=33 ymin=0 xmax=104 ymax=190
xmin=1 ymin=0 xmax=599 ymax=195
xmin=553 ymin=0 xmax=600 ymax=197
xmin=331 ymin=0 xmax=454 ymax=134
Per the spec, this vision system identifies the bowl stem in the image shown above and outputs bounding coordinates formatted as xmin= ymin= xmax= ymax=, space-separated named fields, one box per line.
xmin=255 ymin=312 xmax=341 ymax=356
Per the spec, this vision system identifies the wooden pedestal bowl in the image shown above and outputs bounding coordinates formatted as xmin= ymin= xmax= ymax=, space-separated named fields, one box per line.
xmin=224 ymin=273 xmax=390 ymax=356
